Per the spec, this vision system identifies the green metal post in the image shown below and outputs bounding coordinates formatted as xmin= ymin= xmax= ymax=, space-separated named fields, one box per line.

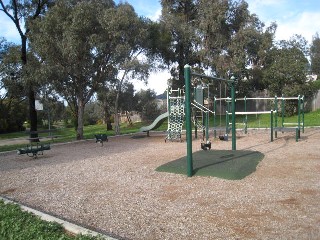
xmin=184 ymin=64 xmax=193 ymax=177
xmin=244 ymin=96 xmax=247 ymax=134
xmin=230 ymin=77 xmax=236 ymax=150
xmin=296 ymin=127 xmax=298 ymax=142
xmin=281 ymin=95 xmax=284 ymax=127
xmin=302 ymin=96 xmax=305 ymax=133
xmin=213 ymin=97 xmax=217 ymax=138
xmin=206 ymin=111 xmax=209 ymax=142
xmin=226 ymin=111 xmax=229 ymax=134
xmin=275 ymin=96 xmax=278 ymax=138
xmin=298 ymin=95 xmax=301 ymax=135
xmin=271 ymin=110 xmax=274 ymax=142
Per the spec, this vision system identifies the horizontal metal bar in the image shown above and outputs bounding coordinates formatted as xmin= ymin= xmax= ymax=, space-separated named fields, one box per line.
xmin=236 ymin=97 xmax=303 ymax=101
xmin=191 ymin=72 xmax=233 ymax=82
xmin=236 ymin=97 xmax=276 ymax=100
xmin=214 ymin=97 xmax=232 ymax=101
xmin=227 ymin=111 xmax=277 ymax=115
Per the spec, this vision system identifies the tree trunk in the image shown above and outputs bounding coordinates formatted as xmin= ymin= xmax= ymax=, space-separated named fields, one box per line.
xmin=114 ymin=80 xmax=122 ymax=135
xmin=103 ymin=99 xmax=113 ymax=130
xmin=126 ymin=111 xmax=132 ymax=125
xmin=21 ymin=35 xmax=38 ymax=141
xmin=76 ymin=98 xmax=85 ymax=140
xmin=28 ymin=86 xmax=38 ymax=141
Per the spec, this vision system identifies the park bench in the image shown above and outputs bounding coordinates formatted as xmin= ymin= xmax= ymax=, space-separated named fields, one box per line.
xmin=17 ymin=143 xmax=51 ymax=158
xmin=94 ymin=134 xmax=108 ymax=146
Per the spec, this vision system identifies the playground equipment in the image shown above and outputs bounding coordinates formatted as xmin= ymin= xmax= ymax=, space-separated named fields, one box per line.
xmin=184 ymin=64 xmax=236 ymax=177
xmin=271 ymin=95 xmax=304 ymax=142
xmin=165 ymin=88 xmax=186 ymax=142
xmin=140 ymin=112 xmax=169 ymax=136
xmin=192 ymin=85 xmax=214 ymax=142
xmin=94 ymin=134 xmax=108 ymax=146
xmin=17 ymin=143 xmax=51 ymax=158
xmin=213 ymin=95 xmax=305 ymax=142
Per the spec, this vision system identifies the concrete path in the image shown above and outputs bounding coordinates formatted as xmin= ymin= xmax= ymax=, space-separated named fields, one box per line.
xmin=0 ymin=137 xmax=30 ymax=146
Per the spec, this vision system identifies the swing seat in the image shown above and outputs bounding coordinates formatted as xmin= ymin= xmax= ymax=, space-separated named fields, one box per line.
xmin=201 ymin=141 xmax=211 ymax=150
xmin=219 ymin=134 xmax=228 ymax=141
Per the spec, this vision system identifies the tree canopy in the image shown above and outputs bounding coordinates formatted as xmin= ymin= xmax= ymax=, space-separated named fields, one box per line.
xmin=311 ymin=33 xmax=320 ymax=75
xmin=0 ymin=0 xmax=319 ymax=136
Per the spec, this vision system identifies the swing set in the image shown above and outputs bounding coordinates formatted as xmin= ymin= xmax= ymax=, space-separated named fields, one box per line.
xmin=183 ymin=64 xmax=306 ymax=177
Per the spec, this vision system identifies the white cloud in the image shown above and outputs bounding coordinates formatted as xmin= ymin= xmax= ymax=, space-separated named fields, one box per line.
xmin=247 ymin=0 xmax=320 ymax=44
xmin=131 ymin=70 xmax=171 ymax=94
xmin=147 ymin=8 xmax=161 ymax=21
xmin=276 ymin=12 xmax=320 ymax=43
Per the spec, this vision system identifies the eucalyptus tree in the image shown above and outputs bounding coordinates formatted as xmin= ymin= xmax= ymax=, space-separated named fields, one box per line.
xmin=29 ymin=0 xmax=153 ymax=138
xmin=0 ymin=0 xmax=54 ymax=138
xmin=198 ymin=0 xmax=276 ymax=90
xmin=29 ymin=0 xmax=117 ymax=139
xmin=99 ymin=3 xmax=153 ymax=134
xmin=0 ymin=39 xmax=27 ymax=132
xmin=134 ymin=89 xmax=160 ymax=121
xmin=263 ymin=35 xmax=315 ymax=114
xmin=160 ymin=0 xmax=201 ymax=89
xmin=311 ymin=33 xmax=320 ymax=75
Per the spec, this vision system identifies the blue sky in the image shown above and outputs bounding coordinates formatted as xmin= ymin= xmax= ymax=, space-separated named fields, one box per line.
xmin=1 ymin=0 xmax=319 ymax=93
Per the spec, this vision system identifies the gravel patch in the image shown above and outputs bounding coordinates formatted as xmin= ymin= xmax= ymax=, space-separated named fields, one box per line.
xmin=1 ymin=129 xmax=320 ymax=239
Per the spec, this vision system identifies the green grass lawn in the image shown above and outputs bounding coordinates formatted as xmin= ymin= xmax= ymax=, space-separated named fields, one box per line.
xmin=0 ymin=200 xmax=102 ymax=240
xmin=0 ymin=121 xmax=166 ymax=152
xmin=0 ymin=109 xmax=319 ymax=153
xmin=211 ymin=109 xmax=320 ymax=128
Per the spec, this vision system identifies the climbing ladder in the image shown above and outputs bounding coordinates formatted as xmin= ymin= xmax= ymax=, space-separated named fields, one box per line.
xmin=166 ymin=90 xmax=185 ymax=142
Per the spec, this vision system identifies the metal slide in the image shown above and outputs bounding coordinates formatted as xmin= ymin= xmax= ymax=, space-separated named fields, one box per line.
xmin=140 ymin=112 xmax=169 ymax=132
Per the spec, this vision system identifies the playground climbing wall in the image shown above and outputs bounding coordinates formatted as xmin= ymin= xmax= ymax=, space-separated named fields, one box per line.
xmin=166 ymin=96 xmax=185 ymax=141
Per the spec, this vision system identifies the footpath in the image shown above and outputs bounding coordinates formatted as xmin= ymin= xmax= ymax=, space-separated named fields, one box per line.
xmin=0 ymin=137 xmax=30 ymax=147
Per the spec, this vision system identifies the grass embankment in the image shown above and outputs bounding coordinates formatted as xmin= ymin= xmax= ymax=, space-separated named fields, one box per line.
xmin=0 ymin=200 xmax=102 ymax=240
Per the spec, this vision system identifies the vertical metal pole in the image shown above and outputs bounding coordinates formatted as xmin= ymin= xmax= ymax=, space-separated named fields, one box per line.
xmin=213 ymin=97 xmax=216 ymax=138
xmin=281 ymin=95 xmax=284 ymax=127
xmin=271 ymin=110 xmax=274 ymax=142
xmin=302 ymin=96 xmax=305 ymax=133
xmin=298 ymin=95 xmax=301 ymax=130
xmin=184 ymin=64 xmax=193 ymax=177
xmin=230 ymin=77 xmax=236 ymax=150
xmin=226 ymin=111 xmax=229 ymax=134
xmin=206 ymin=111 xmax=209 ymax=142
xmin=298 ymin=95 xmax=301 ymax=139
xmin=275 ymin=96 xmax=278 ymax=138
xmin=244 ymin=96 xmax=247 ymax=134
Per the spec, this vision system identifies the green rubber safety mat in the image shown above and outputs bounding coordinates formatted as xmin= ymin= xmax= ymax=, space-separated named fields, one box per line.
xmin=156 ymin=150 xmax=264 ymax=180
